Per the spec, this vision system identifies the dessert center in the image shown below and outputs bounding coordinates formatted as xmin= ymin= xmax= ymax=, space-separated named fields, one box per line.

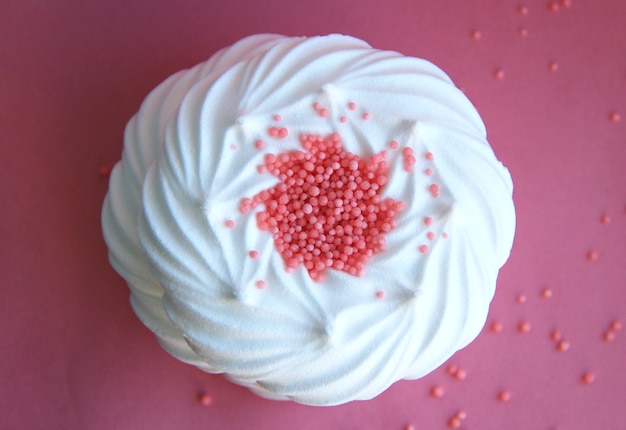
xmin=242 ymin=132 xmax=404 ymax=281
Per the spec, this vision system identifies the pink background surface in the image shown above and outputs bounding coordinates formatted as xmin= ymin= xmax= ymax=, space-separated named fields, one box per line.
xmin=2 ymin=1 xmax=625 ymax=429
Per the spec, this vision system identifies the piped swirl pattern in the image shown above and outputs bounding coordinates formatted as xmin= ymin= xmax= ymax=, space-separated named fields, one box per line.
xmin=102 ymin=34 xmax=515 ymax=406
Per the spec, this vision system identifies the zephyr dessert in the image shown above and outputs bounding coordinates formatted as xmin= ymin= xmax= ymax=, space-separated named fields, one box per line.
xmin=102 ymin=34 xmax=515 ymax=406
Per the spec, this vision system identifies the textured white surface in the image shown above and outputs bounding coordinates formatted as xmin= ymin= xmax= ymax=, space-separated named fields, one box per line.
xmin=102 ymin=34 xmax=515 ymax=406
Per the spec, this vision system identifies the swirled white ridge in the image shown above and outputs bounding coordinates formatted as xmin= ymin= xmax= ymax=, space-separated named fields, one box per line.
xmin=102 ymin=34 xmax=515 ymax=406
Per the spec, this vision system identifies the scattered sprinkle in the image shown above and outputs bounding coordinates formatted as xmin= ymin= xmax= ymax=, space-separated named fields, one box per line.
xmin=602 ymin=331 xmax=615 ymax=342
xmin=98 ymin=165 xmax=112 ymax=178
xmin=609 ymin=112 xmax=621 ymax=123
xmin=582 ymin=372 xmax=595 ymax=385
xmin=548 ymin=1 xmax=560 ymax=12
xmin=556 ymin=340 xmax=571 ymax=352
xmin=600 ymin=214 xmax=611 ymax=224
xmin=491 ymin=321 xmax=504 ymax=333
xmin=541 ymin=288 xmax=554 ymax=298
xmin=518 ymin=321 xmax=532 ymax=333
xmin=448 ymin=417 xmax=462 ymax=429
xmin=198 ymin=393 xmax=213 ymax=406
xmin=225 ymin=219 xmax=235 ymax=228
xmin=498 ymin=390 xmax=512 ymax=402
xmin=586 ymin=251 xmax=599 ymax=262
xmin=453 ymin=367 xmax=468 ymax=381
xmin=430 ymin=385 xmax=445 ymax=398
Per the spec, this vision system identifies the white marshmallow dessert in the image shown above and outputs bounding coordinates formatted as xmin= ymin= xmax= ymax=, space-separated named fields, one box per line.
xmin=102 ymin=34 xmax=515 ymax=406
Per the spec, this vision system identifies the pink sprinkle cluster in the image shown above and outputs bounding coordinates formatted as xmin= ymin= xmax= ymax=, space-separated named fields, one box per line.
xmin=244 ymin=132 xmax=404 ymax=280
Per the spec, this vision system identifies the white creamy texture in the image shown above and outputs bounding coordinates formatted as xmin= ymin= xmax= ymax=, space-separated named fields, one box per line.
xmin=102 ymin=34 xmax=515 ymax=406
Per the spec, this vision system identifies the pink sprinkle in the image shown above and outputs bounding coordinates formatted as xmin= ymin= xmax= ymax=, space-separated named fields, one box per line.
xmin=278 ymin=127 xmax=289 ymax=138
xmin=256 ymin=280 xmax=266 ymax=289
xmin=389 ymin=140 xmax=399 ymax=149
xmin=556 ymin=340 xmax=570 ymax=352
xmin=255 ymin=139 xmax=265 ymax=150
xmin=494 ymin=68 xmax=505 ymax=80
xmin=548 ymin=1 xmax=560 ymax=12
xmin=561 ymin=0 xmax=572 ymax=7
xmin=375 ymin=290 xmax=385 ymax=299
xmin=424 ymin=168 xmax=433 ymax=176
xmin=319 ymin=108 xmax=329 ymax=118
xmin=225 ymin=219 xmax=235 ymax=228
xmin=313 ymin=102 xmax=321 ymax=111
xmin=582 ymin=372 xmax=595 ymax=385
xmin=98 ymin=165 xmax=112 ymax=178
xmin=470 ymin=29 xmax=482 ymax=40
xmin=516 ymin=294 xmax=527 ymax=304
xmin=429 ymin=184 xmax=440 ymax=197
xmin=519 ymin=27 xmax=529 ymax=37
xmin=348 ymin=102 xmax=357 ymax=110
xmin=425 ymin=152 xmax=434 ymax=161
xmin=587 ymin=251 xmax=599 ymax=261
xmin=339 ymin=116 xmax=347 ymax=123
xmin=430 ymin=385 xmax=445 ymax=398
xmin=427 ymin=232 xmax=436 ymax=241
xmin=198 ymin=393 xmax=213 ymax=406
xmin=454 ymin=410 xmax=467 ymax=421
xmin=518 ymin=5 xmax=529 ymax=15
xmin=541 ymin=288 xmax=553 ymax=298
xmin=249 ymin=250 xmax=259 ymax=259
xmin=611 ymin=320 xmax=623 ymax=331
xmin=548 ymin=61 xmax=559 ymax=72
xmin=442 ymin=232 xmax=449 ymax=239
xmin=424 ymin=217 xmax=434 ymax=226
xmin=273 ymin=114 xmax=282 ymax=121
xmin=600 ymin=214 xmax=611 ymax=224
xmin=268 ymin=127 xmax=279 ymax=138
xmin=245 ymin=133 xmax=403 ymax=280
xmin=551 ymin=330 xmax=563 ymax=342
xmin=448 ymin=417 xmax=462 ymax=429
xmin=230 ymin=144 xmax=238 ymax=150
xmin=609 ymin=112 xmax=621 ymax=123
xmin=418 ymin=244 xmax=429 ymax=254
xmin=518 ymin=321 xmax=532 ymax=333
xmin=362 ymin=112 xmax=371 ymax=120
xmin=491 ymin=321 xmax=504 ymax=333
xmin=453 ymin=368 xmax=467 ymax=381
xmin=498 ymin=390 xmax=512 ymax=402
xmin=603 ymin=331 xmax=615 ymax=342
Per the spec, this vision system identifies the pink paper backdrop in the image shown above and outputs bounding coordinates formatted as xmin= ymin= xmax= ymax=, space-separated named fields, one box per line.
xmin=2 ymin=1 xmax=625 ymax=429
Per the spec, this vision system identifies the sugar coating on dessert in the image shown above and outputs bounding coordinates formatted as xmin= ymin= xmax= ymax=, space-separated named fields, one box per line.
xmin=101 ymin=34 xmax=515 ymax=406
